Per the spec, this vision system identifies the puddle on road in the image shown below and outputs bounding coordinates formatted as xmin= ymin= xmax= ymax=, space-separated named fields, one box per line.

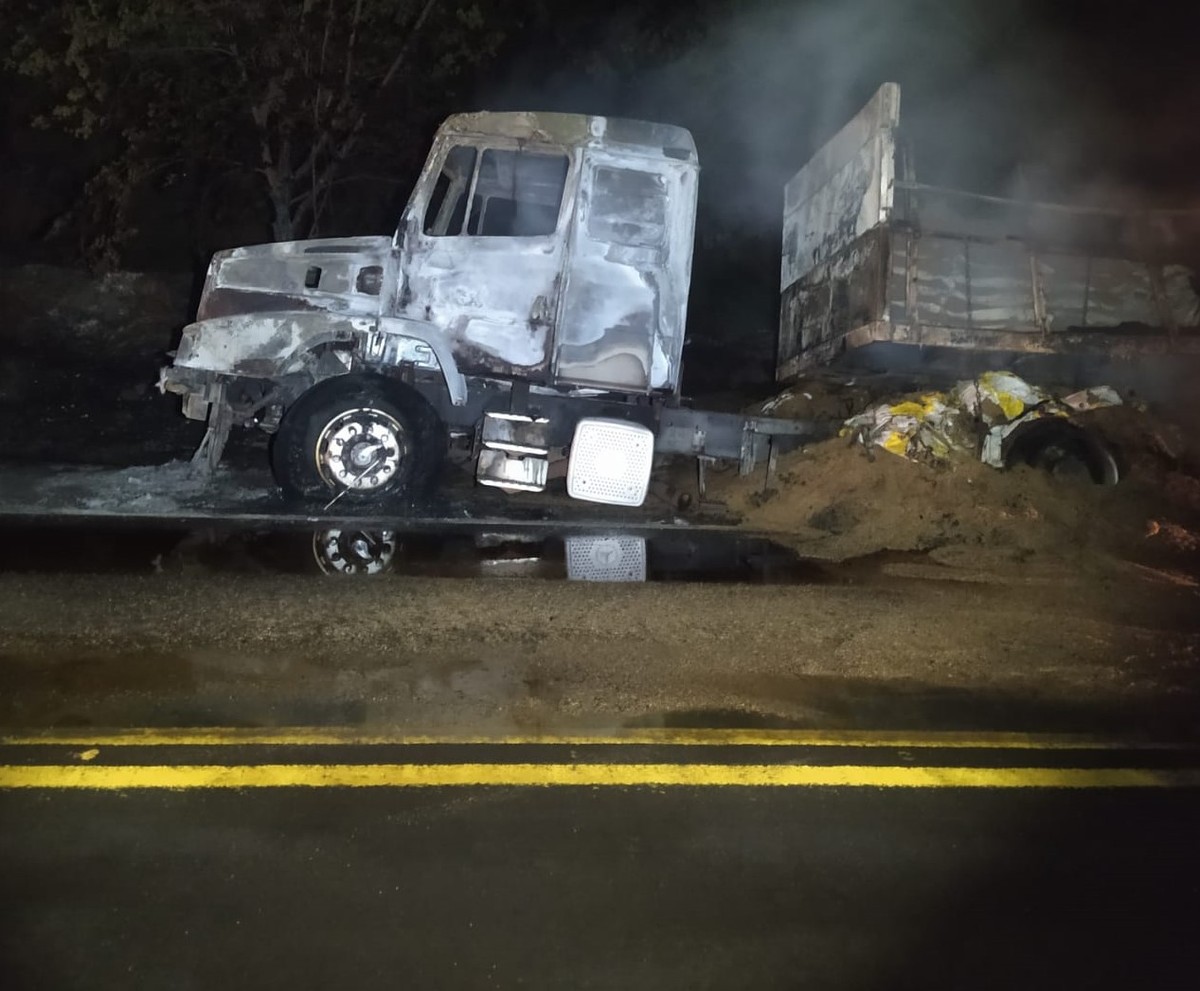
xmin=0 ymin=524 xmax=840 ymax=585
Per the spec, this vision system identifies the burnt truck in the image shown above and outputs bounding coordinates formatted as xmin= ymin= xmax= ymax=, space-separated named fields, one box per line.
xmin=778 ymin=83 xmax=1200 ymax=382
xmin=159 ymin=112 xmax=816 ymax=509
xmin=159 ymin=83 xmax=1200 ymax=509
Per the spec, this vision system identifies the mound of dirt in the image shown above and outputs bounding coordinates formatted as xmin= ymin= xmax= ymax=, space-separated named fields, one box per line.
xmin=705 ymin=399 xmax=1200 ymax=576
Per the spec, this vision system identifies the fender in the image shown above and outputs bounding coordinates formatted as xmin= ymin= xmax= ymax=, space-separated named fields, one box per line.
xmin=375 ymin=316 xmax=468 ymax=407
xmin=174 ymin=311 xmax=469 ymax=407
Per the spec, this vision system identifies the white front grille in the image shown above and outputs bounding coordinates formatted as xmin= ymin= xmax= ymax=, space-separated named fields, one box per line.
xmin=565 ymin=536 xmax=647 ymax=582
xmin=567 ymin=418 xmax=655 ymax=507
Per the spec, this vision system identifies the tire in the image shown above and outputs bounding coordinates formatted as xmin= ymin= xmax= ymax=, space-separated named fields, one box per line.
xmin=1003 ymin=418 xmax=1120 ymax=486
xmin=271 ymin=376 xmax=444 ymax=503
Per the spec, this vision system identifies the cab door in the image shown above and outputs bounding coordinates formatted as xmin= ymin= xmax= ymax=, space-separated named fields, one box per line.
xmin=553 ymin=157 xmax=695 ymax=394
xmin=399 ymin=141 xmax=575 ymax=382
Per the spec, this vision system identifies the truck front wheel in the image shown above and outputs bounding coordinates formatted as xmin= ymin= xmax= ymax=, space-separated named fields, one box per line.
xmin=271 ymin=376 xmax=442 ymax=503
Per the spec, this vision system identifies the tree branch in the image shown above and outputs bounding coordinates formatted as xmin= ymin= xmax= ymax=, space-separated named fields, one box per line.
xmin=308 ymin=0 xmax=338 ymax=237
xmin=342 ymin=0 xmax=365 ymax=95
xmin=293 ymin=0 xmax=439 ymax=229
xmin=122 ymin=46 xmax=239 ymax=59
xmin=289 ymin=171 xmax=410 ymax=204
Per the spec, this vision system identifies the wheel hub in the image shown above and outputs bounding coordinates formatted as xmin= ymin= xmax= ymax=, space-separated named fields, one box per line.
xmin=348 ymin=442 xmax=379 ymax=468
xmin=316 ymin=408 xmax=406 ymax=492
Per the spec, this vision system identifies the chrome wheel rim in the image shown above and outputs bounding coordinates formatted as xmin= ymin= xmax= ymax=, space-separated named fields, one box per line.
xmin=315 ymin=407 xmax=407 ymax=493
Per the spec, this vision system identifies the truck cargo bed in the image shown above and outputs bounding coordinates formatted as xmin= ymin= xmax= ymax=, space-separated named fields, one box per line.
xmin=778 ymin=83 xmax=1200 ymax=382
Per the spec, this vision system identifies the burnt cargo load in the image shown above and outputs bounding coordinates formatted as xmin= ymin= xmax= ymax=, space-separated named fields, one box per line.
xmin=778 ymin=82 xmax=1200 ymax=382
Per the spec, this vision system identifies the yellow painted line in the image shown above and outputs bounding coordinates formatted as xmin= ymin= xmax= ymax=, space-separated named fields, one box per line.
xmin=2 ymin=763 xmax=1199 ymax=790
xmin=0 ymin=727 xmax=1185 ymax=751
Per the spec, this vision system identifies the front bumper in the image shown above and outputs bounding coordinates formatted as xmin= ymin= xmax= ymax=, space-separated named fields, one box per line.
xmin=158 ymin=365 xmax=223 ymax=421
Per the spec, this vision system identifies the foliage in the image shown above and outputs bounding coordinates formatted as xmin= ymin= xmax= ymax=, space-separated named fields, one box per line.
xmin=5 ymin=0 xmax=512 ymax=264
xmin=4 ymin=0 xmax=725 ymax=267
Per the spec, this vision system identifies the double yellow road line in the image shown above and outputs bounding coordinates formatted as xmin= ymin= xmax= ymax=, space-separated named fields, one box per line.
xmin=2 ymin=727 xmax=1198 ymax=790
xmin=3 ymin=763 xmax=1196 ymax=790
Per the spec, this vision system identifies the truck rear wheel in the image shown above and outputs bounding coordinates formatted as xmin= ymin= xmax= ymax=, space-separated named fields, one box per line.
xmin=271 ymin=376 xmax=442 ymax=503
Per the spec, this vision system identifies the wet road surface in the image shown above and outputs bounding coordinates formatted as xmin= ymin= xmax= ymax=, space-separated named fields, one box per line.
xmin=2 ymin=516 xmax=1198 ymax=738
xmin=2 ymin=729 xmax=1199 ymax=990
xmin=0 ymin=521 xmax=827 ymax=583
xmin=3 ymin=510 xmax=1199 ymax=988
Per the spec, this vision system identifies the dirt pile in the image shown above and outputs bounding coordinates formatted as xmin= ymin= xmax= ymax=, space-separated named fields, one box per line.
xmin=706 ymin=381 xmax=1200 ymax=575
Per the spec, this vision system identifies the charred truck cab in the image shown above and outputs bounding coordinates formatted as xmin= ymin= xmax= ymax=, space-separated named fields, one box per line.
xmin=160 ymin=111 xmax=816 ymax=506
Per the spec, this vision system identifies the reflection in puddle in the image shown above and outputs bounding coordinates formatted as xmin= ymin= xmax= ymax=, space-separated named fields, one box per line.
xmin=313 ymin=528 xmax=399 ymax=576
xmin=0 ymin=525 xmax=827 ymax=585
xmin=565 ymin=535 xmax=647 ymax=582
xmin=309 ymin=528 xmax=817 ymax=584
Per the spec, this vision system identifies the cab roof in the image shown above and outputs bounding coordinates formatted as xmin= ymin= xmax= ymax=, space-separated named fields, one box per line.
xmin=438 ymin=111 xmax=698 ymax=164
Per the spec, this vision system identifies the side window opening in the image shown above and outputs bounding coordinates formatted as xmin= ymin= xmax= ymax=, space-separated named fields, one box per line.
xmin=423 ymin=145 xmax=477 ymax=236
xmin=466 ymin=149 xmax=569 ymax=237
xmin=588 ymin=167 xmax=667 ymax=248
xmin=424 ymin=146 xmax=569 ymax=238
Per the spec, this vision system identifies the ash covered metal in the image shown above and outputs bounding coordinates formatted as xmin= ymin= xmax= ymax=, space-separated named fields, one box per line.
xmin=778 ymin=83 xmax=1200 ymax=381
xmin=163 ymin=112 xmax=699 ymax=423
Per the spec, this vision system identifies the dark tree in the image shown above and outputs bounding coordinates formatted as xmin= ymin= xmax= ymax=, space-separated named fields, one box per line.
xmin=5 ymin=0 xmax=520 ymax=262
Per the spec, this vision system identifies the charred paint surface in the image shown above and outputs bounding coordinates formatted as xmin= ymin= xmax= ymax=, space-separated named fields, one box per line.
xmin=397 ymin=112 xmax=697 ymax=394
xmin=195 ymin=289 xmax=322 ymax=322
xmin=781 ymin=83 xmax=899 ymax=294
xmin=199 ymin=236 xmax=391 ymax=320
xmin=174 ymin=313 xmax=366 ymax=376
xmin=779 ymin=83 xmax=1200 ymax=379
xmin=555 ymin=157 xmax=695 ymax=392
xmin=168 ymin=236 xmax=394 ymax=390
xmin=162 ymin=110 xmax=700 ymax=447
xmin=778 ymin=229 xmax=889 ymax=369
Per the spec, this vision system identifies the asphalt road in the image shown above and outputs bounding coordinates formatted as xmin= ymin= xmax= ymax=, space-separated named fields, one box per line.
xmin=2 ymin=730 xmax=1198 ymax=990
xmin=2 ymin=513 xmax=1198 ymax=989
